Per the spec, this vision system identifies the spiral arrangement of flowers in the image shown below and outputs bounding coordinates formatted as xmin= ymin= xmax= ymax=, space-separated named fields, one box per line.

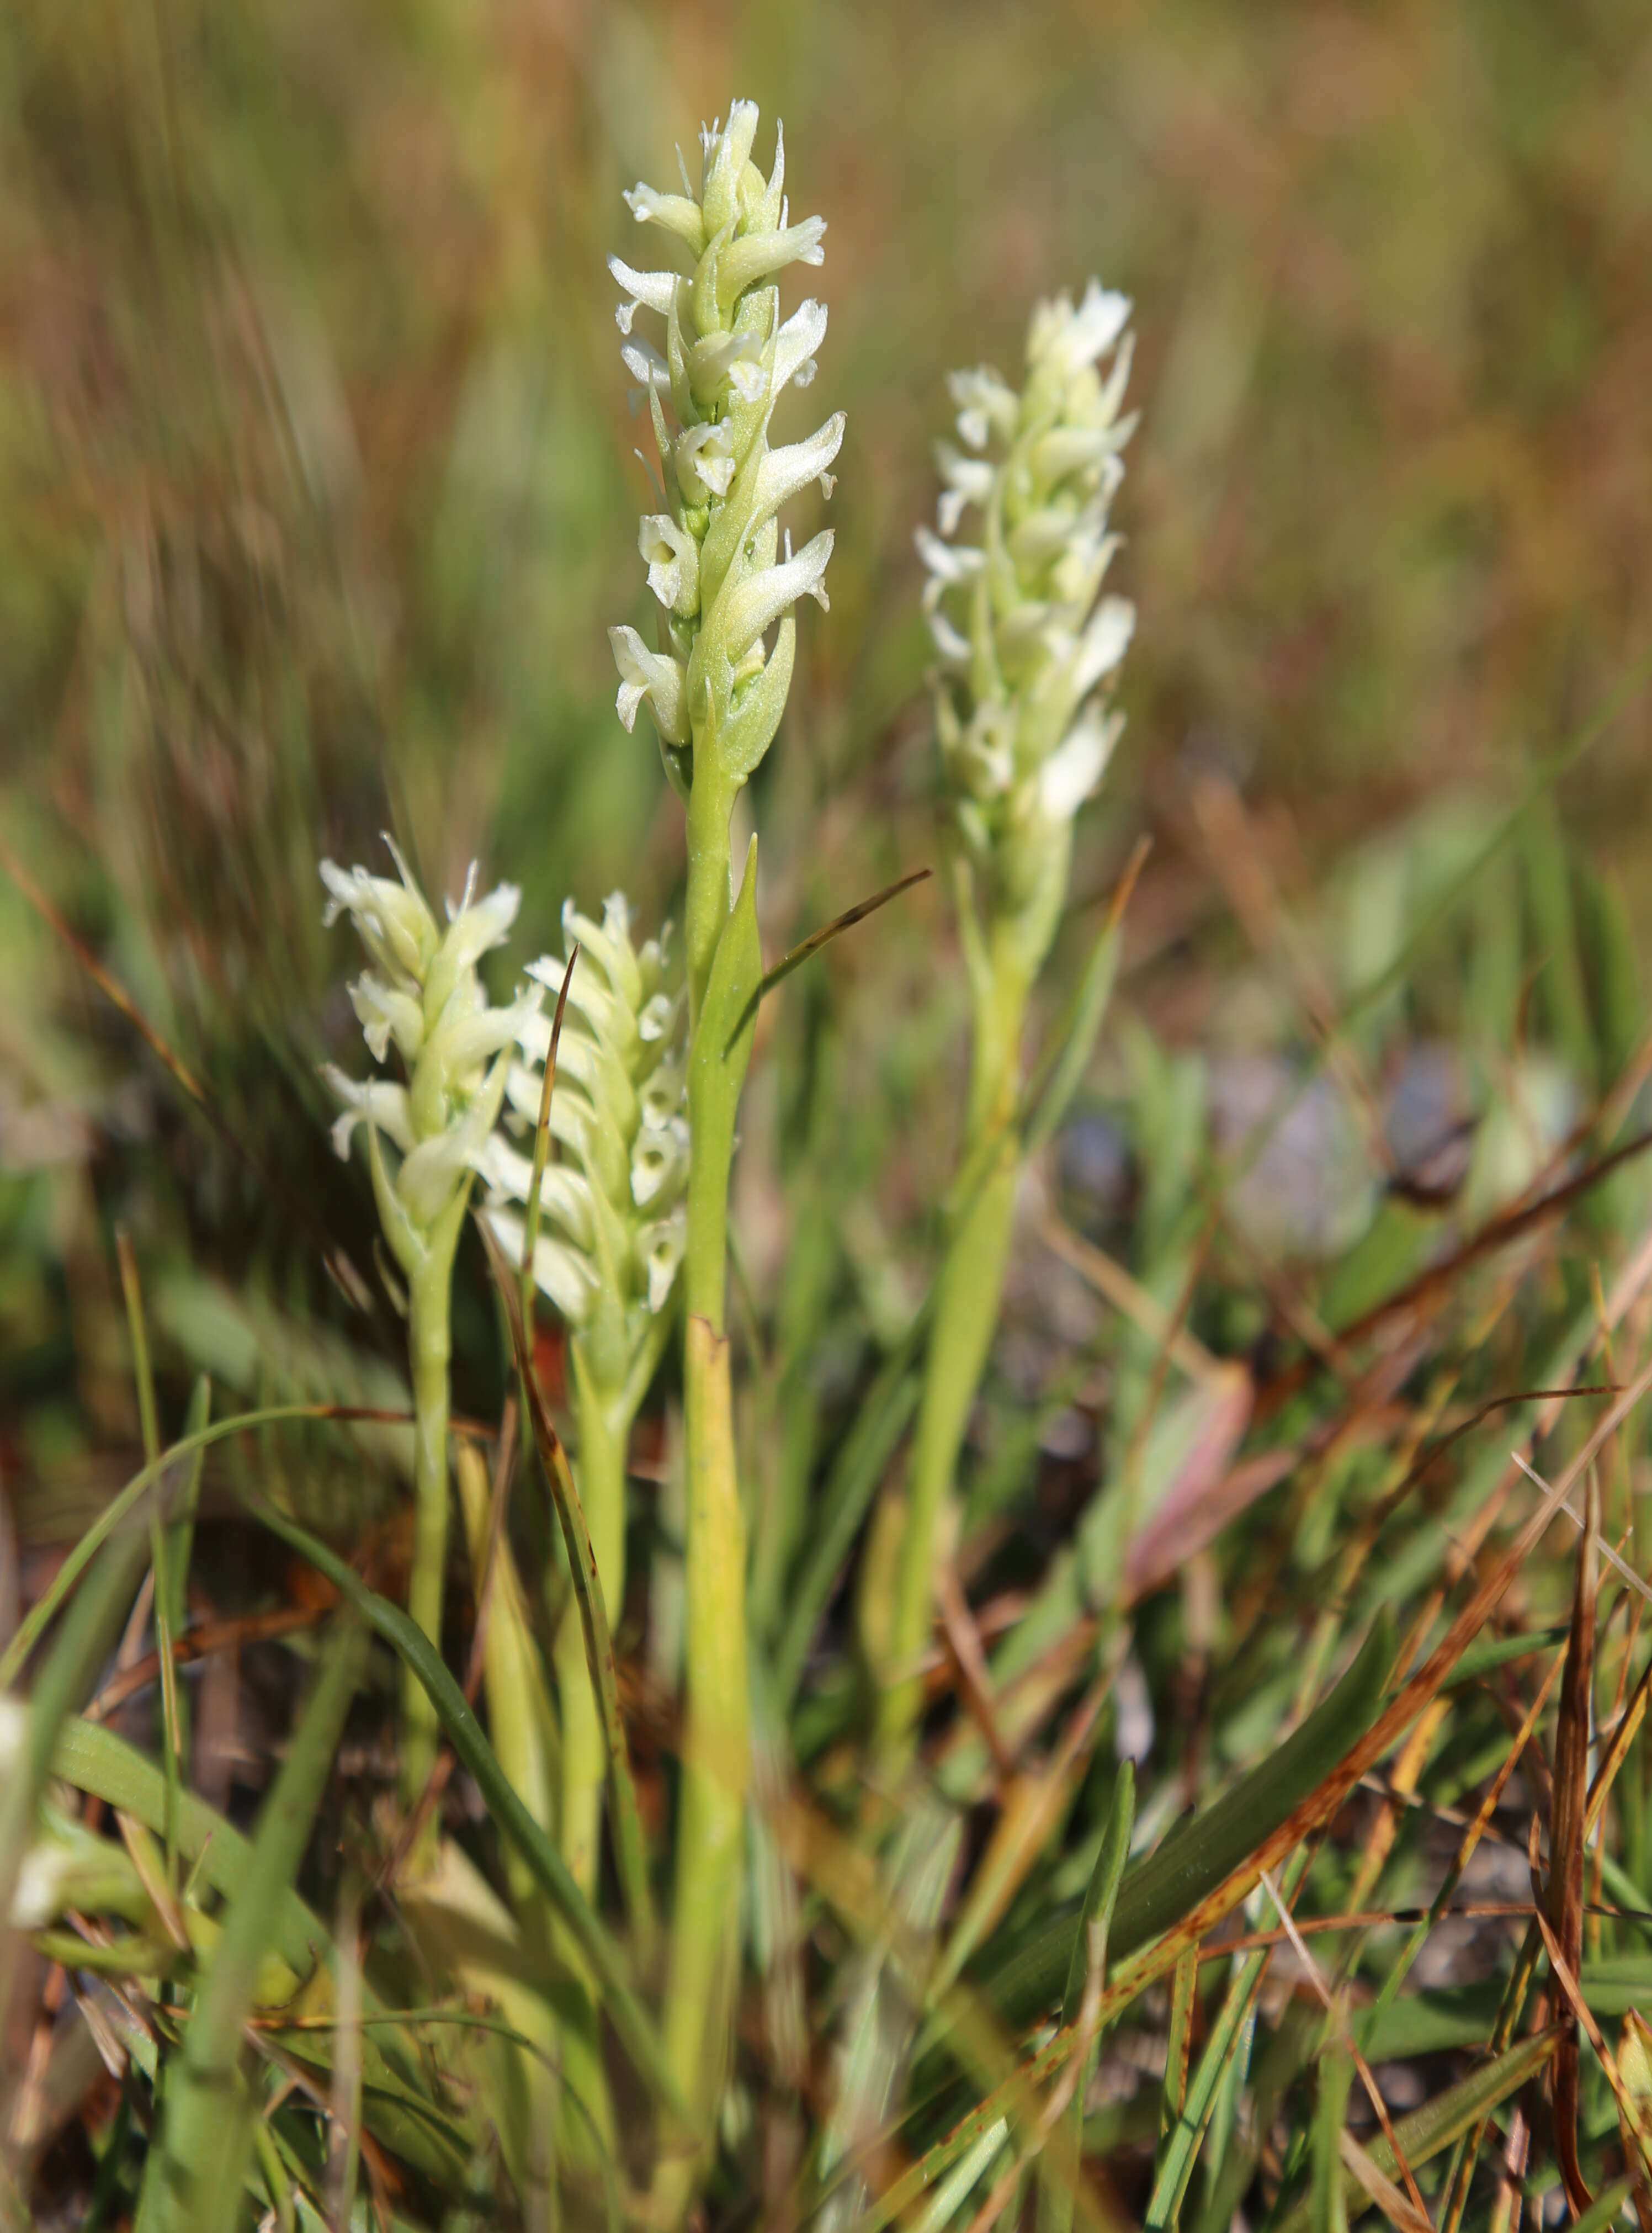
xmin=608 ymin=100 xmax=844 ymax=803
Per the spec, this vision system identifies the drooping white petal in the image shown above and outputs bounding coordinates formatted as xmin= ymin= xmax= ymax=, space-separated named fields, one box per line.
xmin=926 ymin=607 xmax=973 ymax=666
xmin=484 ymin=1205 xmax=596 ymax=1324
xmin=319 ymin=860 xmax=437 ymax=984
xmin=638 ymin=513 xmax=700 ymax=615
xmin=1072 ymin=596 xmax=1135 ymax=697
xmin=620 ymin=335 xmax=669 ymax=390
xmin=1063 ymin=279 xmax=1133 ymax=368
xmin=773 ymin=298 xmax=828 ymax=391
xmin=643 ymin=1206 xmax=687 ymax=1312
xmin=719 ymin=528 xmax=834 ymax=660
xmin=622 ymin=183 xmax=706 ymax=256
xmin=689 ymin=330 xmax=763 ymax=397
xmin=751 ymin=413 xmax=846 ymax=534
xmin=1038 ymin=704 xmax=1122 ymax=822
xmin=947 ymin=365 xmax=1018 ymax=449
xmin=321 ymin=1068 xmax=416 ymax=1159
xmin=915 ymin=524 xmax=985 ymax=587
xmin=609 ymin=625 xmax=689 ymax=744
xmin=347 ymin=974 xmax=421 ymax=1064
xmin=675 ymin=420 xmax=736 ymax=502
xmin=609 ymin=256 xmax=679 ymax=333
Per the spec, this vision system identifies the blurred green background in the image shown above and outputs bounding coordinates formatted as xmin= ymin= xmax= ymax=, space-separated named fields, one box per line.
xmin=1 ymin=0 xmax=1649 ymax=1539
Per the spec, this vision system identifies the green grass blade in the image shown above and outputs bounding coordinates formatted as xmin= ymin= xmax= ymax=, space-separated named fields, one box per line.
xmin=162 ymin=1375 xmax=213 ymax=1780
xmin=1042 ymin=1764 xmax=1137 ymax=2233
xmin=1022 ymin=915 xmax=1124 ymax=1160
xmin=116 ymin=1230 xmax=184 ymax=1882
xmin=1269 ymin=2027 xmax=1559 ymax=2233
xmin=1063 ymin=1763 xmax=1135 ymax=2028
xmin=135 ymin=1613 xmax=369 ymax=2233
xmin=239 ymin=1490 xmax=683 ymax=2118
xmin=773 ymin=1351 xmax=922 ymax=1707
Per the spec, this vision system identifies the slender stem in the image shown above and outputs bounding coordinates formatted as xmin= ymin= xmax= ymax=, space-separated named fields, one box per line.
xmin=657 ymin=1316 xmax=748 ymax=2216
xmin=403 ymin=1251 xmax=452 ymax=1873
xmin=656 ymin=751 xmax=752 ymax=2219
xmin=877 ymin=922 xmax=1032 ymax=1764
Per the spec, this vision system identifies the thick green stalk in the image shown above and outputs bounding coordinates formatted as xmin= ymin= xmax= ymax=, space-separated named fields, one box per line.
xmin=877 ymin=926 xmax=1032 ymax=1762
xmin=403 ymin=1249 xmax=453 ymax=1872
xmin=657 ymin=777 xmax=753 ymax=2217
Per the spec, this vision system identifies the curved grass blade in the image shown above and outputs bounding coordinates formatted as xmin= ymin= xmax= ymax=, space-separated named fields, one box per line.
xmin=773 ymin=1346 xmax=923 ymax=1709
xmin=134 ymin=1613 xmax=369 ymax=2233
xmin=723 ymin=867 xmax=933 ymax=1057
xmin=238 ymin=1489 xmax=682 ymax=2118
xmin=0 ymin=1402 xmax=418 ymax=1694
xmin=1040 ymin=1763 xmax=1136 ymax=2233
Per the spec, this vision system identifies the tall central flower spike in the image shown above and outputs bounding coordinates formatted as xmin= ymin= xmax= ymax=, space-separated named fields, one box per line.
xmin=919 ymin=279 xmax=1137 ymax=985
xmin=608 ymin=100 xmax=844 ymax=807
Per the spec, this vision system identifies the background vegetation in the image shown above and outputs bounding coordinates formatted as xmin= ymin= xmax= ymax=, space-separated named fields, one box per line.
xmin=3 ymin=1 xmax=1651 ymax=2227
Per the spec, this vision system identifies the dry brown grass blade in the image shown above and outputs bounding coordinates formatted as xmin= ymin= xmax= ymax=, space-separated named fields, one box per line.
xmin=1529 ymin=1829 xmax=1652 ymax=2220
xmin=1255 ymin=1127 xmax=1652 ymax=1421
xmin=934 ymin=1560 xmax=1013 ymax=1778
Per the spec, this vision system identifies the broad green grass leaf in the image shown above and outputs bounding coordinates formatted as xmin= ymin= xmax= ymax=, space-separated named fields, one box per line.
xmin=981 ymin=1616 xmax=1394 ymax=2027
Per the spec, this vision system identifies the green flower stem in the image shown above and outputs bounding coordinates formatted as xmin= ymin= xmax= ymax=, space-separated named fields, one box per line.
xmin=658 ymin=1314 xmax=747 ymax=2210
xmin=878 ymin=930 xmax=1032 ymax=1764
xmin=404 ymin=1245 xmax=454 ymax=1871
xmin=657 ymin=799 xmax=755 ymax=2215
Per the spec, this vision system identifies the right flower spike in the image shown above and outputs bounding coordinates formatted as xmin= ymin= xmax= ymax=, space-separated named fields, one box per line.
xmin=920 ymin=279 xmax=1137 ymax=978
